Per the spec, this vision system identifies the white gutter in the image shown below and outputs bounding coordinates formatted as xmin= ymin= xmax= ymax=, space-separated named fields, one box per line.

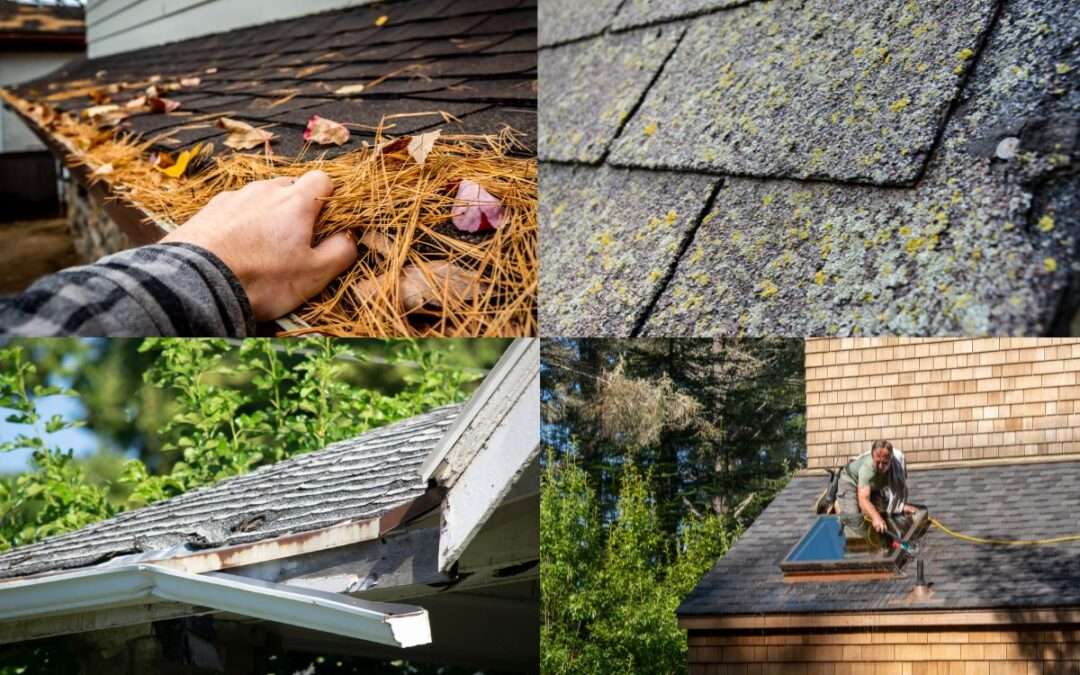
xmin=0 ymin=564 xmax=430 ymax=648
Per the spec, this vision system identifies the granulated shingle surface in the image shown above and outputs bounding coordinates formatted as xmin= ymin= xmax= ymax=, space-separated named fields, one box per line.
xmin=538 ymin=0 xmax=1080 ymax=336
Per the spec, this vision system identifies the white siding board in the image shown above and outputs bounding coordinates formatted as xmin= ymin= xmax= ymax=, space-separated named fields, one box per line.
xmin=0 ymin=52 xmax=82 ymax=153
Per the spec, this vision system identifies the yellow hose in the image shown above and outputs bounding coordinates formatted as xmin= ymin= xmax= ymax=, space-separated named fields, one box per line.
xmin=929 ymin=516 xmax=1080 ymax=546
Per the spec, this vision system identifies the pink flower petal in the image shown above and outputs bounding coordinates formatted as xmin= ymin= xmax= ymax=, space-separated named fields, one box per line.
xmin=451 ymin=180 xmax=504 ymax=233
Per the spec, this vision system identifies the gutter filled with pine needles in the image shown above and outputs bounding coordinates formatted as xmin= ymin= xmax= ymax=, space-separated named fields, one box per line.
xmin=1 ymin=89 xmax=537 ymax=337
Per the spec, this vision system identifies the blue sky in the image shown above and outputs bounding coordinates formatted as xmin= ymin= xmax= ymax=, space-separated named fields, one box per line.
xmin=0 ymin=393 xmax=101 ymax=474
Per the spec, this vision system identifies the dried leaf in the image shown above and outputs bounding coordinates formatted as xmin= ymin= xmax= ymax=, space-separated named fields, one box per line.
xmin=375 ymin=15 xmax=389 ymax=26
xmin=124 ymin=96 xmax=147 ymax=110
xmin=82 ymin=104 xmax=119 ymax=119
xmin=303 ymin=115 xmax=349 ymax=145
xmin=296 ymin=64 xmax=329 ymax=78
xmin=407 ymin=130 xmax=440 ymax=166
xmin=379 ymin=137 xmax=410 ymax=155
xmin=156 ymin=143 xmax=202 ymax=178
xmin=334 ymin=83 xmax=366 ymax=96
xmin=179 ymin=77 xmax=201 ymax=87
xmin=400 ymin=262 xmax=488 ymax=311
xmin=147 ymin=96 xmax=182 ymax=113
xmin=145 ymin=84 xmax=159 ymax=98
xmin=359 ymin=230 xmax=394 ymax=258
xmin=217 ymin=117 xmax=275 ymax=150
xmin=205 ymin=67 xmax=218 ymax=75
xmin=81 ymin=103 xmax=128 ymax=127
xmin=91 ymin=163 xmax=114 ymax=178
xmin=451 ymin=180 xmax=504 ymax=232
xmin=89 ymin=88 xmax=111 ymax=104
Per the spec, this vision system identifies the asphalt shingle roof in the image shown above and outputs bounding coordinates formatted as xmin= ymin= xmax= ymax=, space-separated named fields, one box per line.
xmin=8 ymin=0 xmax=536 ymax=158
xmin=678 ymin=461 xmax=1080 ymax=616
xmin=539 ymin=0 xmax=1080 ymax=337
xmin=0 ymin=405 xmax=459 ymax=581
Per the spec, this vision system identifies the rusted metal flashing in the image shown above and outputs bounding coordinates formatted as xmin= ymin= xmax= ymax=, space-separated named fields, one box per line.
xmin=0 ymin=486 xmax=445 ymax=584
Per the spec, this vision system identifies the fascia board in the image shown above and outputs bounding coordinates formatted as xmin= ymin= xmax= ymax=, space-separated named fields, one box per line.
xmin=420 ymin=338 xmax=539 ymax=484
xmin=437 ymin=372 xmax=541 ymax=572
xmin=0 ymin=564 xmax=430 ymax=648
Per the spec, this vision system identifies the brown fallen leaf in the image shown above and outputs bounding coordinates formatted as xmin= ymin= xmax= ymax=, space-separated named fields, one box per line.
xmin=334 ymin=83 xmax=366 ymax=96
xmin=82 ymin=103 xmax=119 ymax=119
xmin=406 ymin=130 xmax=440 ymax=165
xmin=205 ymin=67 xmax=218 ymax=75
xmin=147 ymin=96 xmax=182 ymax=113
xmin=303 ymin=115 xmax=349 ymax=145
xmin=349 ymin=261 xmax=487 ymax=312
xmin=124 ymin=96 xmax=147 ymax=110
xmin=359 ymin=230 xmax=395 ymax=258
xmin=217 ymin=117 xmax=275 ymax=150
xmin=81 ymin=103 xmax=128 ymax=126
xmin=145 ymin=84 xmax=159 ymax=98
xmin=400 ymin=261 xmax=488 ymax=311
xmin=90 ymin=163 xmax=114 ymax=178
xmin=179 ymin=77 xmax=201 ymax=87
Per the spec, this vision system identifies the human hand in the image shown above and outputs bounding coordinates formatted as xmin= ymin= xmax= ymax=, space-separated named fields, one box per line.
xmin=903 ymin=504 xmax=918 ymax=515
xmin=871 ymin=515 xmax=886 ymax=533
xmin=163 ymin=170 xmax=357 ymax=321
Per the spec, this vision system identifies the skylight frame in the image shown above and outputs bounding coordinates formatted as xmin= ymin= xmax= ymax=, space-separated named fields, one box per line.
xmin=779 ymin=509 xmax=928 ymax=582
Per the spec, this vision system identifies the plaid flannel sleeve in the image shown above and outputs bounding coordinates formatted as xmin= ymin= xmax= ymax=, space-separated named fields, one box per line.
xmin=0 ymin=243 xmax=255 ymax=337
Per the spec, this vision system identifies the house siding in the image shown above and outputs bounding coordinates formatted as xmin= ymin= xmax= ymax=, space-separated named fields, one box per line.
xmin=804 ymin=338 xmax=1080 ymax=470
xmin=688 ymin=628 xmax=1080 ymax=675
xmin=84 ymin=0 xmax=376 ymax=57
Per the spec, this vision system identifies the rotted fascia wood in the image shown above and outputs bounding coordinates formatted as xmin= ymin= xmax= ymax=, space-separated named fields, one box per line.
xmin=0 ymin=88 xmax=169 ymax=246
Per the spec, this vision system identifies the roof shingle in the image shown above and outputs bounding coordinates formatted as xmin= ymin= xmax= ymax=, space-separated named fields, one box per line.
xmin=0 ymin=405 xmax=460 ymax=581
xmin=679 ymin=461 xmax=1080 ymax=616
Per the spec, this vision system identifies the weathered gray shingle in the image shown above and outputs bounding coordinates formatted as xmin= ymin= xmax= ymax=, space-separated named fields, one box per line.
xmin=679 ymin=461 xmax=1080 ymax=616
xmin=539 ymin=0 xmax=1080 ymax=336
xmin=540 ymin=163 xmax=718 ymax=335
xmin=0 ymin=405 xmax=459 ymax=580
xmin=539 ymin=26 xmax=683 ymax=163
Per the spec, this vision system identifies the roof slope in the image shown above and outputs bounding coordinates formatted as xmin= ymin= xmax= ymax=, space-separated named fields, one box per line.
xmin=540 ymin=0 xmax=1080 ymax=336
xmin=679 ymin=461 xmax=1080 ymax=616
xmin=8 ymin=0 xmax=535 ymax=159
xmin=0 ymin=404 xmax=460 ymax=581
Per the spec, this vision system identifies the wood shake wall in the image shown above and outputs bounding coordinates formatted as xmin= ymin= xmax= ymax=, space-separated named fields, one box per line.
xmin=689 ymin=628 xmax=1080 ymax=675
xmin=805 ymin=338 xmax=1080 ymax=470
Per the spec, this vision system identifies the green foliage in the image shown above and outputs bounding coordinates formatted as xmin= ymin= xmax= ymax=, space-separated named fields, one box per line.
xmin=541 ymin=454 xmax=738 ymax=675
xmin=0 ymin=347 xmax=114 ymax=550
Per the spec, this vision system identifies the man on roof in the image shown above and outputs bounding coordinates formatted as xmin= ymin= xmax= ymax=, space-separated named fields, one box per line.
xmin=833 ymin=440 xmax=917 ymax=537
xmin=0 ymin=170 xmax=357 ymax=336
